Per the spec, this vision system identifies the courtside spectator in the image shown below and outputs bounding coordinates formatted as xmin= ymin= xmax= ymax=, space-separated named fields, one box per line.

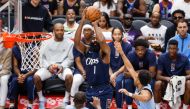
xmin=154 ymin=39 xmax=190 ymax=109
xmin=63 ymin=9 xmax=79 ymax=39
xmin=93 ymin=0 xmax=116 ymax=17
xmin=109 ymin=27 xmax=132 ymax=109
xmin=34 ymin=23 xmax=74 ymax=109
xmin=164 ymin=9 xmax=187 ymax=51
xmin=127 ymin=39 xmax=157 ymax=90
xmin=140 ymin=12 xmax=167 ymax=52
xmin=98 ymin=12 xmax=113 ymax=32
xmin=122 ymin=14 xmax=142 ymax=46
xmin=22 ymin=0 xmax=52 ymax=32
xmin=170 ymin=19 xmax=190 ymax=61
xmin=153 ymin=0 xmax=172 ymax=18
xmin=117 ymin=0 xmax=147 ymax=18
xmin=57 ymin=0 xmax=83 ymax=15
xmin=8 ymin=45 xmax=36 ymax=109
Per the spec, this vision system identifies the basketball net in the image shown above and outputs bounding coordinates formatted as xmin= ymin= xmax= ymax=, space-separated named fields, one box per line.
xmin=1 ymin=1 xmax=51 ymax=71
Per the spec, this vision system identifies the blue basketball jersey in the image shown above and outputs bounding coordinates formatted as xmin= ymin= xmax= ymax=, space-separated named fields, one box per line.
xmin=135 ymin=84 xmax=155 ymax=109
xmin=84 ymin=50 xmax=110 ymax=86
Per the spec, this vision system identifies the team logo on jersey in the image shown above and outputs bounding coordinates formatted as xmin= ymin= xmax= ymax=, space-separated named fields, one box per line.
xmin=86 ymin=58 xmax=99 ymax=65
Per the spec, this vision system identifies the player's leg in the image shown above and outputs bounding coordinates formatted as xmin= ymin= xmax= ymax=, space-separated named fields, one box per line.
xmin=125 ymin=78 xmax=135 ymax=109
xmin=0 ymin=74 xmax=10 ymax=108
xmin=154 ymin=80 xmax=166 ymax=109
xmin=25 ymin=76 xmax=35 ymax=109
xmin=99 ymin=85 xmax=113 ymax=109
xmin=58 ymin=68 xmax=73 ymax=107
xmin=115 ymin=73 xmax=124 ymax=108
xmin=183 ymin=80 xmax=190 ymax=109
xmin=8 ymin=75 xmax=19 ymax=108
xmin=34 ymin=68 xmax=52 ymax=109
xmin=70 ymin=71 xmax=84 ymax=105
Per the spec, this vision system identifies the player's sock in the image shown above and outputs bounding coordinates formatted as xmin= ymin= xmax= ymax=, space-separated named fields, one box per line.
xmin=9 ymin=103 xmax=14 ymax=108
xmin=64 ymin=91 xmax=70 ymax=102
xmin=37 ymin=91 xmax=45 ymax=101
xmin=155 ymin=103 xmax=160 ymax=109
xmin=27 ymin=103 xmax=33 ymax=108
xmin=183 ymin=104 xmax=188 ymax=109
xmin=70 ymin=96 xmax=74 ymax=105
xmin=128 ymin=105 xmax=132 ymax=109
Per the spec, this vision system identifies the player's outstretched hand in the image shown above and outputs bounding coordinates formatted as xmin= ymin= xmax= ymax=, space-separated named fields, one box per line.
xmin=119 ymin=89 xmax=129 ymax=96
xmin=90 ymin=96 xmax=101 ymax=109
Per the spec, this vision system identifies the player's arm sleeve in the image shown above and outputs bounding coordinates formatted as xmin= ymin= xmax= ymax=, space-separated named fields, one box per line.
xmin=0 ymin=49 xmax=12 ymax=75
xmin=61 ymin=43 xmax=74 ymax=68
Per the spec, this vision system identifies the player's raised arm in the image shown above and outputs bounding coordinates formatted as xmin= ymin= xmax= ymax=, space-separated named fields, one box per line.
xmin=74 ymin=9 xmax=87 ymax=54
xmin=114 ymin=42 xmax=138 ymax=80
xmin=91 ymin=20 xmax=110 ymax=64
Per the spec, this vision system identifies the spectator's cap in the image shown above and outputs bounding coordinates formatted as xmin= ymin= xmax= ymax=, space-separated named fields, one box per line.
xmin=83 ymin=24 xmax=94 ymax=31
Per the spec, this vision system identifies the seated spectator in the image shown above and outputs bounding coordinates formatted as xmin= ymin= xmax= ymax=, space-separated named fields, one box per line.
xmin=34 ymin=23 xmax=74 ymax=109
xmin=114 ymin=41 xmax=155 ymax=109
xmin=109 ymin=27 xmax=132 ymax=109
xmin=169 ymin=19 xmax=190 ymax=61
xmin=126 ymin=39 xmax=156 ymax=90
xmin=140 ymin=12 xmax=167 ymax=52
xmin=41 ymin=0 xmax=58 ymax=16
xmin=0 ymin=37 xmax=11 ymax=109
xmin=57 ymin=0 xmax=83 ymax=15
xmin=154 ymin=39 xmax=190 ymax=109
xmin=171 ymin=0 xmax=190 ymax=19
xmin=8 ymin=45 xmax=36 ymax=109
xmin=93 ymin=0 xmax=116 ymax=17
xmin=153 ymin=0 xmax=172 ymax=18
xmin=70 ymin=24 xmax=94 ymax=105
xmin=164 ymin=9 xmax=190 ymax=51
xmin=117 ymin=0 xmax=147 ymax=18
xmin=98 ymin=12 xmax=113 ymax=32
xmin=122 ymin=14 xmax=142 ymax=46
xmin=63 ymin=9 xmax=79 ymax=39
xmin=65 ymin=91 xmax=101 ymax=109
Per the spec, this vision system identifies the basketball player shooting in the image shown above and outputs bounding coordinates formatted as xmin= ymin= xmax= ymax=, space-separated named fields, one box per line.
xmin=74 ymin=9 xmax=113 ymax=109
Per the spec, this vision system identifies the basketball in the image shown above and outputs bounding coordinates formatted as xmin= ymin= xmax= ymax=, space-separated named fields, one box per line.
xmin=86 ymin=6 xmax=101 ymax=22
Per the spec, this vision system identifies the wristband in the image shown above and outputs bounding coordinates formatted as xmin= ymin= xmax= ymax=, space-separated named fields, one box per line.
xmin=128 ymin=92 xmax=133 ymax=97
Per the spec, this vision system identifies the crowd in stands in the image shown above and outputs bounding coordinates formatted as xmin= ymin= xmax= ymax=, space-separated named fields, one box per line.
xmin=0 ymin=0 xmax=190 ymax=109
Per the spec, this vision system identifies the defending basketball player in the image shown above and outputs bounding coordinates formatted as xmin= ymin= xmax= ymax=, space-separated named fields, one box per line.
xmin=74 ymin=9 xmax=113 ymax=109
xmin=114 ymin=42 xmax=155 ymax=109
xmin=33 ymin=23 xmax=74 ymax=109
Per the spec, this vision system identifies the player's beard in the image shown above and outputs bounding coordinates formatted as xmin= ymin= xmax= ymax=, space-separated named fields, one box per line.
xmin=89 ymin=41 xmax=100 ymax=52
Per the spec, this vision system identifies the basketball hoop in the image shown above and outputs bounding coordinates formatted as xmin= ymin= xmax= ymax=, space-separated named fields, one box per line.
xmin=2 ymin=32 xmax=53 ymax=71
